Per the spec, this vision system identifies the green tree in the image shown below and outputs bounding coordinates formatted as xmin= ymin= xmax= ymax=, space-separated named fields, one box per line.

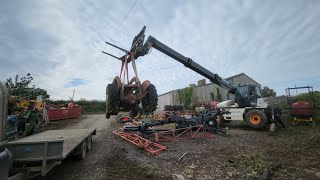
xmin=216 ymin=87 xmax=222 ymax=102
xmin=177 ymin=87 xmax=193 ymax=109
xmin=261 ymin=86 xmax=276 ymax=97
xmin=210 ymin=92 xmax=215 ymax=100
xmin=4 ymin=73 xmax=50 ymax=99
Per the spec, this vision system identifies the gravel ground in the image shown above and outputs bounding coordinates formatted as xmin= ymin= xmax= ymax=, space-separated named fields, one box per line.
xmin=40 ymin=114 xmax=320 ymax=180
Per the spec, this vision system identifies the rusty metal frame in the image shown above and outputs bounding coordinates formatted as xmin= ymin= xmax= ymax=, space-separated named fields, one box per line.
xmin=152 ymin=125 xmax=212 ymax=142
xmin=113 ymin=130 xmax=166 ymax=155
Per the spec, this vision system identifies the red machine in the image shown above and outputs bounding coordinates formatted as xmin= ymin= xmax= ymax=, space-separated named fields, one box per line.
xmin=47 ymin=103 xmax=83 ymax=121
xmin=291 ymin=101 xmax=313 ymax=117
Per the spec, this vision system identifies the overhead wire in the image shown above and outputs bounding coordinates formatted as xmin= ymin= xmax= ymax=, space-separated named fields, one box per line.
xmin=99 ymin=0 xmax=139 ymax=56
xmin=118 ymin=0 xmax=138 ymax=28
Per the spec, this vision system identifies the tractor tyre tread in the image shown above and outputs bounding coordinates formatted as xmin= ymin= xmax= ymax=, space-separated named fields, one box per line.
xmin=245 ymin=109 xmax=267 ymax=128
xmin=142 ymin=84 xmax=158 ymax=112
xmin=106 ymin=84 xmax=120 ymax=118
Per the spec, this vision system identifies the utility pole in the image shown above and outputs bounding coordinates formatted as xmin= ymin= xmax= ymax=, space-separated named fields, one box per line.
xmin=72 ymin=90 xmax=75 ymax=101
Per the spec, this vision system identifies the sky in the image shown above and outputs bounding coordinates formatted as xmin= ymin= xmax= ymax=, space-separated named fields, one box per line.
xmin=1 ymin=0 xmax=320 ymax=100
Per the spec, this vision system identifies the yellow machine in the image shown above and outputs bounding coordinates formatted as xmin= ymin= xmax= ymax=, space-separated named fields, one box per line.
xmin=14 ymin=95 xmax=43 ymax=110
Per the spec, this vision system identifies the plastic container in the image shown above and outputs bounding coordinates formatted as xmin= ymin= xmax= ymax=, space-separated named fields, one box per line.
xmin=291 ymin=101 xmax=313 ymax=117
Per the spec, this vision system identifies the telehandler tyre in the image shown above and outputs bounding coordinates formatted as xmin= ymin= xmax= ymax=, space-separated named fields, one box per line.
xmin=245 ymin=109 xmax=267 ymax=128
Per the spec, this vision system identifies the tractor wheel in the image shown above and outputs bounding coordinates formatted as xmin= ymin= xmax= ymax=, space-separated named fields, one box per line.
xmin=106 ymin=84 xmax=120 ymax=119
xmin=245 ymin=109 xmax=267 ymax=128
xmin=206 ymin=118 xmax=217 ymax=128
xmin=142 ymin=84 xmax=158 ymax=112
xmin=129 ymin=108 xmax=142 ymax=119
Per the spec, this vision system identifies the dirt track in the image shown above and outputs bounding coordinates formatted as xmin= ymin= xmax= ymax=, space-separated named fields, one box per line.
xmin=44 ymin=114 xmax=165 ymax=180
xmin=42 ymin=114 xmax=320 ymax=180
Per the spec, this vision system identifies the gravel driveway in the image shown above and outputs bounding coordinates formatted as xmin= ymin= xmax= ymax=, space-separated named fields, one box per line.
xmin=41 ymin=114 xmax=320 ymax=180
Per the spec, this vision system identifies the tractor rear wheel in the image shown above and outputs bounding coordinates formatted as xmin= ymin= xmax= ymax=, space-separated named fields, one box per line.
xmin=245 ymin=109 xmax=267 ymax=128
xmin=142 ymin=84 xmax=158 ymax=112
xmin=106 ymin=84 xmax=120 ymax=119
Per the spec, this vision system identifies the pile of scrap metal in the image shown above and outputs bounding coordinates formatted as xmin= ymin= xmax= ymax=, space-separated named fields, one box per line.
xmin=113 ymin=109 xmax=227 ymax=155
xmin=123 ymin=109 xmax=228 ymax=135
xmin=153 ymin=110 xmax=194 ymax=120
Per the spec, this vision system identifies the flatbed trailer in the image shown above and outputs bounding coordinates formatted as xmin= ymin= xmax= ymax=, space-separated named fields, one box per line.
xmin=6 ymin=128 xmax=96 ymax=179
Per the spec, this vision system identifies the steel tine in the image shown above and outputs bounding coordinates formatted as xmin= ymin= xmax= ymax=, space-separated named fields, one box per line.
xmin=101 ymin=51 xmax=122 ymax=60
xmin=105 ymin=41 xmax=129 ymax=53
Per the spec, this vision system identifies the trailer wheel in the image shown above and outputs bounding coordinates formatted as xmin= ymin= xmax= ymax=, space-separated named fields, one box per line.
xmin=142 ymin=84 xmax=158 ymax=112
xmin=106 ymin=84 xmax=120 ymax=119
xmin=245 ymin=109 xmax=267 ymax=128
xmin=86 ymin=136 xmax=92 ymax=152
xmin=75 ymin=141 xmax=87 ymax=160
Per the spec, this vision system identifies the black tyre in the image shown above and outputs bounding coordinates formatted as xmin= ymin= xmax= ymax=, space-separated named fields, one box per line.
xmin=75 ymin=141 xmax=87 ymax=160
xmin=142 ymin=84 xmax=158 ymax=112
xmin=106 ymin=84 xmax=120 ymax=119
xmin=129 ymin=108 xmax=142 ymax=119
xmin=221 ymin=115 xmax=232 ymax=124
xmin=205 ymin=116 xmax=217 ymax=128
xmin=164 ymin=105 xmax=183 ymax=111
xmin=174 ymin=105 xmax=184 ymax=111
xmin=164 ymin=105 xmax=174 ymax=111
xmin=86 ymin=136 xmax=92 ymax=152
xmin=245 ymin=109 xmax=267 ymax=128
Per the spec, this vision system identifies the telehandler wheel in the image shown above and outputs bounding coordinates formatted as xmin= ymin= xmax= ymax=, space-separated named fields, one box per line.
xmin=142 ymin=84 xmax=158 ymax=112
xmin=245 ymin=109 xmax=267 ymax=128
xmin=106 ymin=84 xmax=120 ymax=119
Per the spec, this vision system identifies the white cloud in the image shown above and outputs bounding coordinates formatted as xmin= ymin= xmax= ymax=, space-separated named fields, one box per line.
xmin=1 ymin=0 xmax=320 ymax=100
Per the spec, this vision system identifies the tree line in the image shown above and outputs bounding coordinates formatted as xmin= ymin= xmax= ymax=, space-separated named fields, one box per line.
xmin=4 ymin=73 xmax=105 ymax=114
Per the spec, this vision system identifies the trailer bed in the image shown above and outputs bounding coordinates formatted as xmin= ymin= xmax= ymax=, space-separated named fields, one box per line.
xmin=9 ymin=129 xmax=96 ymax=159
xmin=7 ymin=128 xmax=96 ymax=178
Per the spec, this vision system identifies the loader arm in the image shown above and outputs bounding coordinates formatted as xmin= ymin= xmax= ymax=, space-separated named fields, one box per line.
xmin=102 ymin=26 xmax=262 ymax=108
xmin=131 ymin=28 xmax=237 ymax=94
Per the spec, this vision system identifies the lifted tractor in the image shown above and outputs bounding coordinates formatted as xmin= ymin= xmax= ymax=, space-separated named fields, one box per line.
xmin=103 ymin=26 xmax=283 ymax=128
xmin=103 ymin=35 xmax=158 ymax=119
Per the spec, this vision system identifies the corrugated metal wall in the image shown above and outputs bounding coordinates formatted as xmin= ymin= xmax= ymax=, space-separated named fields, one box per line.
xmin=156 ymin=73 xmax=261 ymax=112
xmin=192 ymin=84 xmax=229 ymax=103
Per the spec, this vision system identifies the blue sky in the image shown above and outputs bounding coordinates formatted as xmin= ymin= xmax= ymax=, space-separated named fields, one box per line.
xmin=65 ymin=78 xmax=87 ymax=87
xmin=1 ymin=0 xmax=320 ymax=100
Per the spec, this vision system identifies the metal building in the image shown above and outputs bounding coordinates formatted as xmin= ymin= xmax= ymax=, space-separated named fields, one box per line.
xmin=156 ymin=73 xmax=261 ymax=112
